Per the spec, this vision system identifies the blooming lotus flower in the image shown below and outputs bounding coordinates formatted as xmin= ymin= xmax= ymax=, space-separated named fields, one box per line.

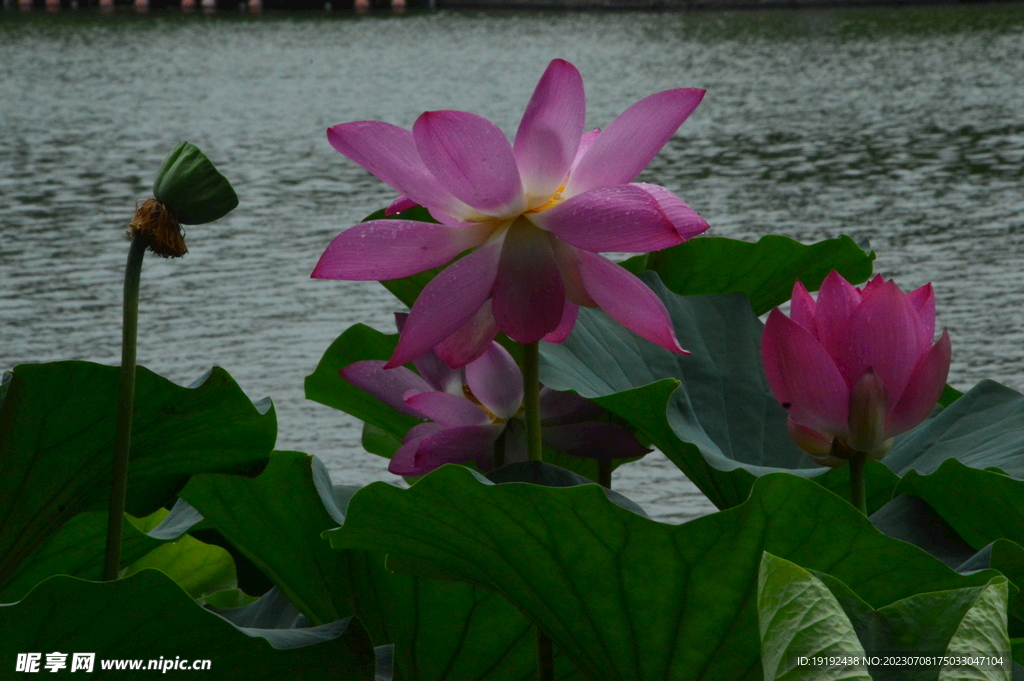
xmin=761 ymin=271 xmax=951 ymax=463
xmin=342 ymin=319 xmax=650 ymax=476
xmin=313 ymin=58 xmax=709 ymax=369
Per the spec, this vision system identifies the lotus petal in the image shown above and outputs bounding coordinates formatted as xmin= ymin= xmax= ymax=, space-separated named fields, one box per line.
xmin=414 ymin=110 xmax=526 ymax=217
xmin=311 ymin=220 xmax=487 ymax=281
xmin=565 ymin=88 xmax=705 ymax=197
xmin=576 ymin=251 xmax=686 ymax=355
xmin=514 ymin=59 xmax=586 ymax=204
xmin=761 ymin=309 xmax=850 ymax=439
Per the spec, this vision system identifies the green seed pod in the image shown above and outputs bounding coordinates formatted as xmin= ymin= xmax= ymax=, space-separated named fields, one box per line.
xmin=152 ymin=141 xmax=238 ymax=225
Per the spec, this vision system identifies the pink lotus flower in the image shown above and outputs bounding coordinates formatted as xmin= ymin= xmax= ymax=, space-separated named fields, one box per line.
xmin=761 ymin=271 xmax=951 ymax=463
xmin=342 ymin=319 xmax=650 ymax=476
xmin=313 ymin=58 xmax=708 ymax=369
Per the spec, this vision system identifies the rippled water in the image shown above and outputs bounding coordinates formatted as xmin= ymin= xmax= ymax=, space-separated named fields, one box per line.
xmin=2 ymin=5 xmax=1023 ymax=523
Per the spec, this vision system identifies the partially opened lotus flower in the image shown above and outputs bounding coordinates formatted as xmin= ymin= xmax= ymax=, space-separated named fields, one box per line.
xmin=761 ymin=271 xmax=951 ymax=464
xmin=342 ymin=318 xmax=650 ymax=476
xmin=313 ymin=58 xmax=709 ymax=368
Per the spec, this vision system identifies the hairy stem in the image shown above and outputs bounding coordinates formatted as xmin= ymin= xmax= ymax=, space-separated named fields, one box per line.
xmin=104 ymin=234 xmax=146 ymax=581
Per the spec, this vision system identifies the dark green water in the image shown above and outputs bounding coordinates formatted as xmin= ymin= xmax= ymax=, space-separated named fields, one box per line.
xmin=2 ymin=5 xmax=1022 ymax=521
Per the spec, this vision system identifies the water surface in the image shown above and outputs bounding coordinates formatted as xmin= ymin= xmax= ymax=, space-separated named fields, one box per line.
xmin=2 ymin=5 xmax=1022 ymax=522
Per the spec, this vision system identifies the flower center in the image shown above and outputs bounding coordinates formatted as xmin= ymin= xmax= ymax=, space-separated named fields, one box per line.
xmin=463 ymin=384 xmax=507 ymax=425
xmin=525 ymin=184 xmax=567 ymax=215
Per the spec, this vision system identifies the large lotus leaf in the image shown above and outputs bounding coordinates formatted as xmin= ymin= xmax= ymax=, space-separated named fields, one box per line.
xmin=212 ymin=585 xmax=318 ymax=630
xmin=894 ymin=459 xmax=1024 ymax=551
xmin=0 ymin=361 xmax=274 ymax=592
xmin=885 ymin=380 xmax=1024 ymax=478
xmin=937 ymin=577 xmax=1014 ymax=681
xmin=179 ymin=451 xmax=354 ymax=625
xmin=329 ymin=466 xmax=1000 ymax=681
xmin=0 ymin=570 xmax=374 ymax=680
xmin=0 ymin=502 xmax=231 ymax=604
xmin=620 ymin=234 xmax=874 ymax=315
xmin=761 ymin=552 xmax=1012 ymax=681
xmin=121 ymin=507 xmax=236 ymax=600
xmin=344 ymin=549 xmax=583 ymax=681
xmin=959 ymin=541 xmax=1024 ymax=638
xmin=486 ymin=461 xmax=648 ymax=517
xmin=870 ymin=494 xmax=978 ymax=569
xmin=814 ymin=570 xmax=1011 ymax=681
xmin=305 ymin=324 xmax=421 ymax=458
xmin=0 ymin=511 xmax=162 ymax=603
xmin=181 ymin=450 xmax=579 ymax=679
xmin=539 ymin=275 xmax=899 ymax=511
xmin=757 ymin=552 xmax=872 ymax=681
xmin=871 ymin=495 xmax=1024 ymax=638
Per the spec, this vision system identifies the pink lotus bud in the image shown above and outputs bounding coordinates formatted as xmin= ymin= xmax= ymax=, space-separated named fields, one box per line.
xmin=762 ymin=271 xmax=951 ymax=461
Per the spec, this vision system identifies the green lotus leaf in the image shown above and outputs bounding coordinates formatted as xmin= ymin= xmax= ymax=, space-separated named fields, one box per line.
xmin=180 ymin=450 xmax=581 ymax=679
xmin=305 ymin=324 xmax=420 ymax=459
xmin=886 ymin=381 xmax=1024 ymax=479
xmin=894 ymin=459 xmax=1024 ymax=552
xmin=757 ymin=552 xmax=871 ymax=681
xmin=329 ymin=466 xmax=1000 ymax=681
xmin=870 ymin=494 xmax=1024 ymax=637
xmin=759 ymin=552 xmax=1012 ymax=681
xmin=0 ymin=511 xmax=161 ymax=603
xmin=179 ymin=451 xmax=353 ymax=625
xmin=0 ymin=361 xmax=274 ymax=594
xmin=0 ymin=570 xmax=374 ymax=679
xmin=540 ymin=275 xmax=899 ymax=510
xmin=620 ymin=233 xmax=874 ymax=314
xmin=152 ymin=141 xmax=238 ymax=225
xmin=121 ymin=507 xmax=236 ymax=600
xmin=870 ymin=494 xmax=979 ymax=568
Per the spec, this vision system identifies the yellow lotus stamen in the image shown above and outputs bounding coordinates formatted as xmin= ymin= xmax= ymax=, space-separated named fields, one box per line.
xmin=463 ymin=383 xmax=507 ymax=425
xmin=526 ymin=184 xmax=567 ymax=215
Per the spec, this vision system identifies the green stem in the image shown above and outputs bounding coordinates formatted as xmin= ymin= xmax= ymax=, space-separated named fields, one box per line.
xmin=493 ymin=429 xmax=506 ymax=469
xmin=537 ymin=629 xmax=554 ymax=681
xmin=522 ymin=342 xmax=552 ymax=678
xmin=598 ymin=458 xmax=612 ymax=489
xmin=103 ymin=234 xmax=146 ymax=581
xmin=848 ymin=451 xmax=868 ymax=516
xmin=523 ymin=342 xmax=542 ymax=463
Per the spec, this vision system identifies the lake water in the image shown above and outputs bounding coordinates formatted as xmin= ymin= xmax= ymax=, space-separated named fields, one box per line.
xmin=2 ymin=4 xmax=1022 ymax=523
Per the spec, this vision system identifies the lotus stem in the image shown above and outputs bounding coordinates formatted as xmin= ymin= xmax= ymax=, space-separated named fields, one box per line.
xmin=523 ymin=342 xmax=543 ymax=463
xmin=522 ymin=342 xmax=553 ymax=677
xmin=103 ymin=233 xmax=147 ymax=581
xmin=848 ymin=451 xmax=868 ymax=516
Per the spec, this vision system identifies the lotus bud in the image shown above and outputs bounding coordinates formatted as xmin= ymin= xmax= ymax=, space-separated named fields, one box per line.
xmin=762 ymin=271 xmax=952 ymax=463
